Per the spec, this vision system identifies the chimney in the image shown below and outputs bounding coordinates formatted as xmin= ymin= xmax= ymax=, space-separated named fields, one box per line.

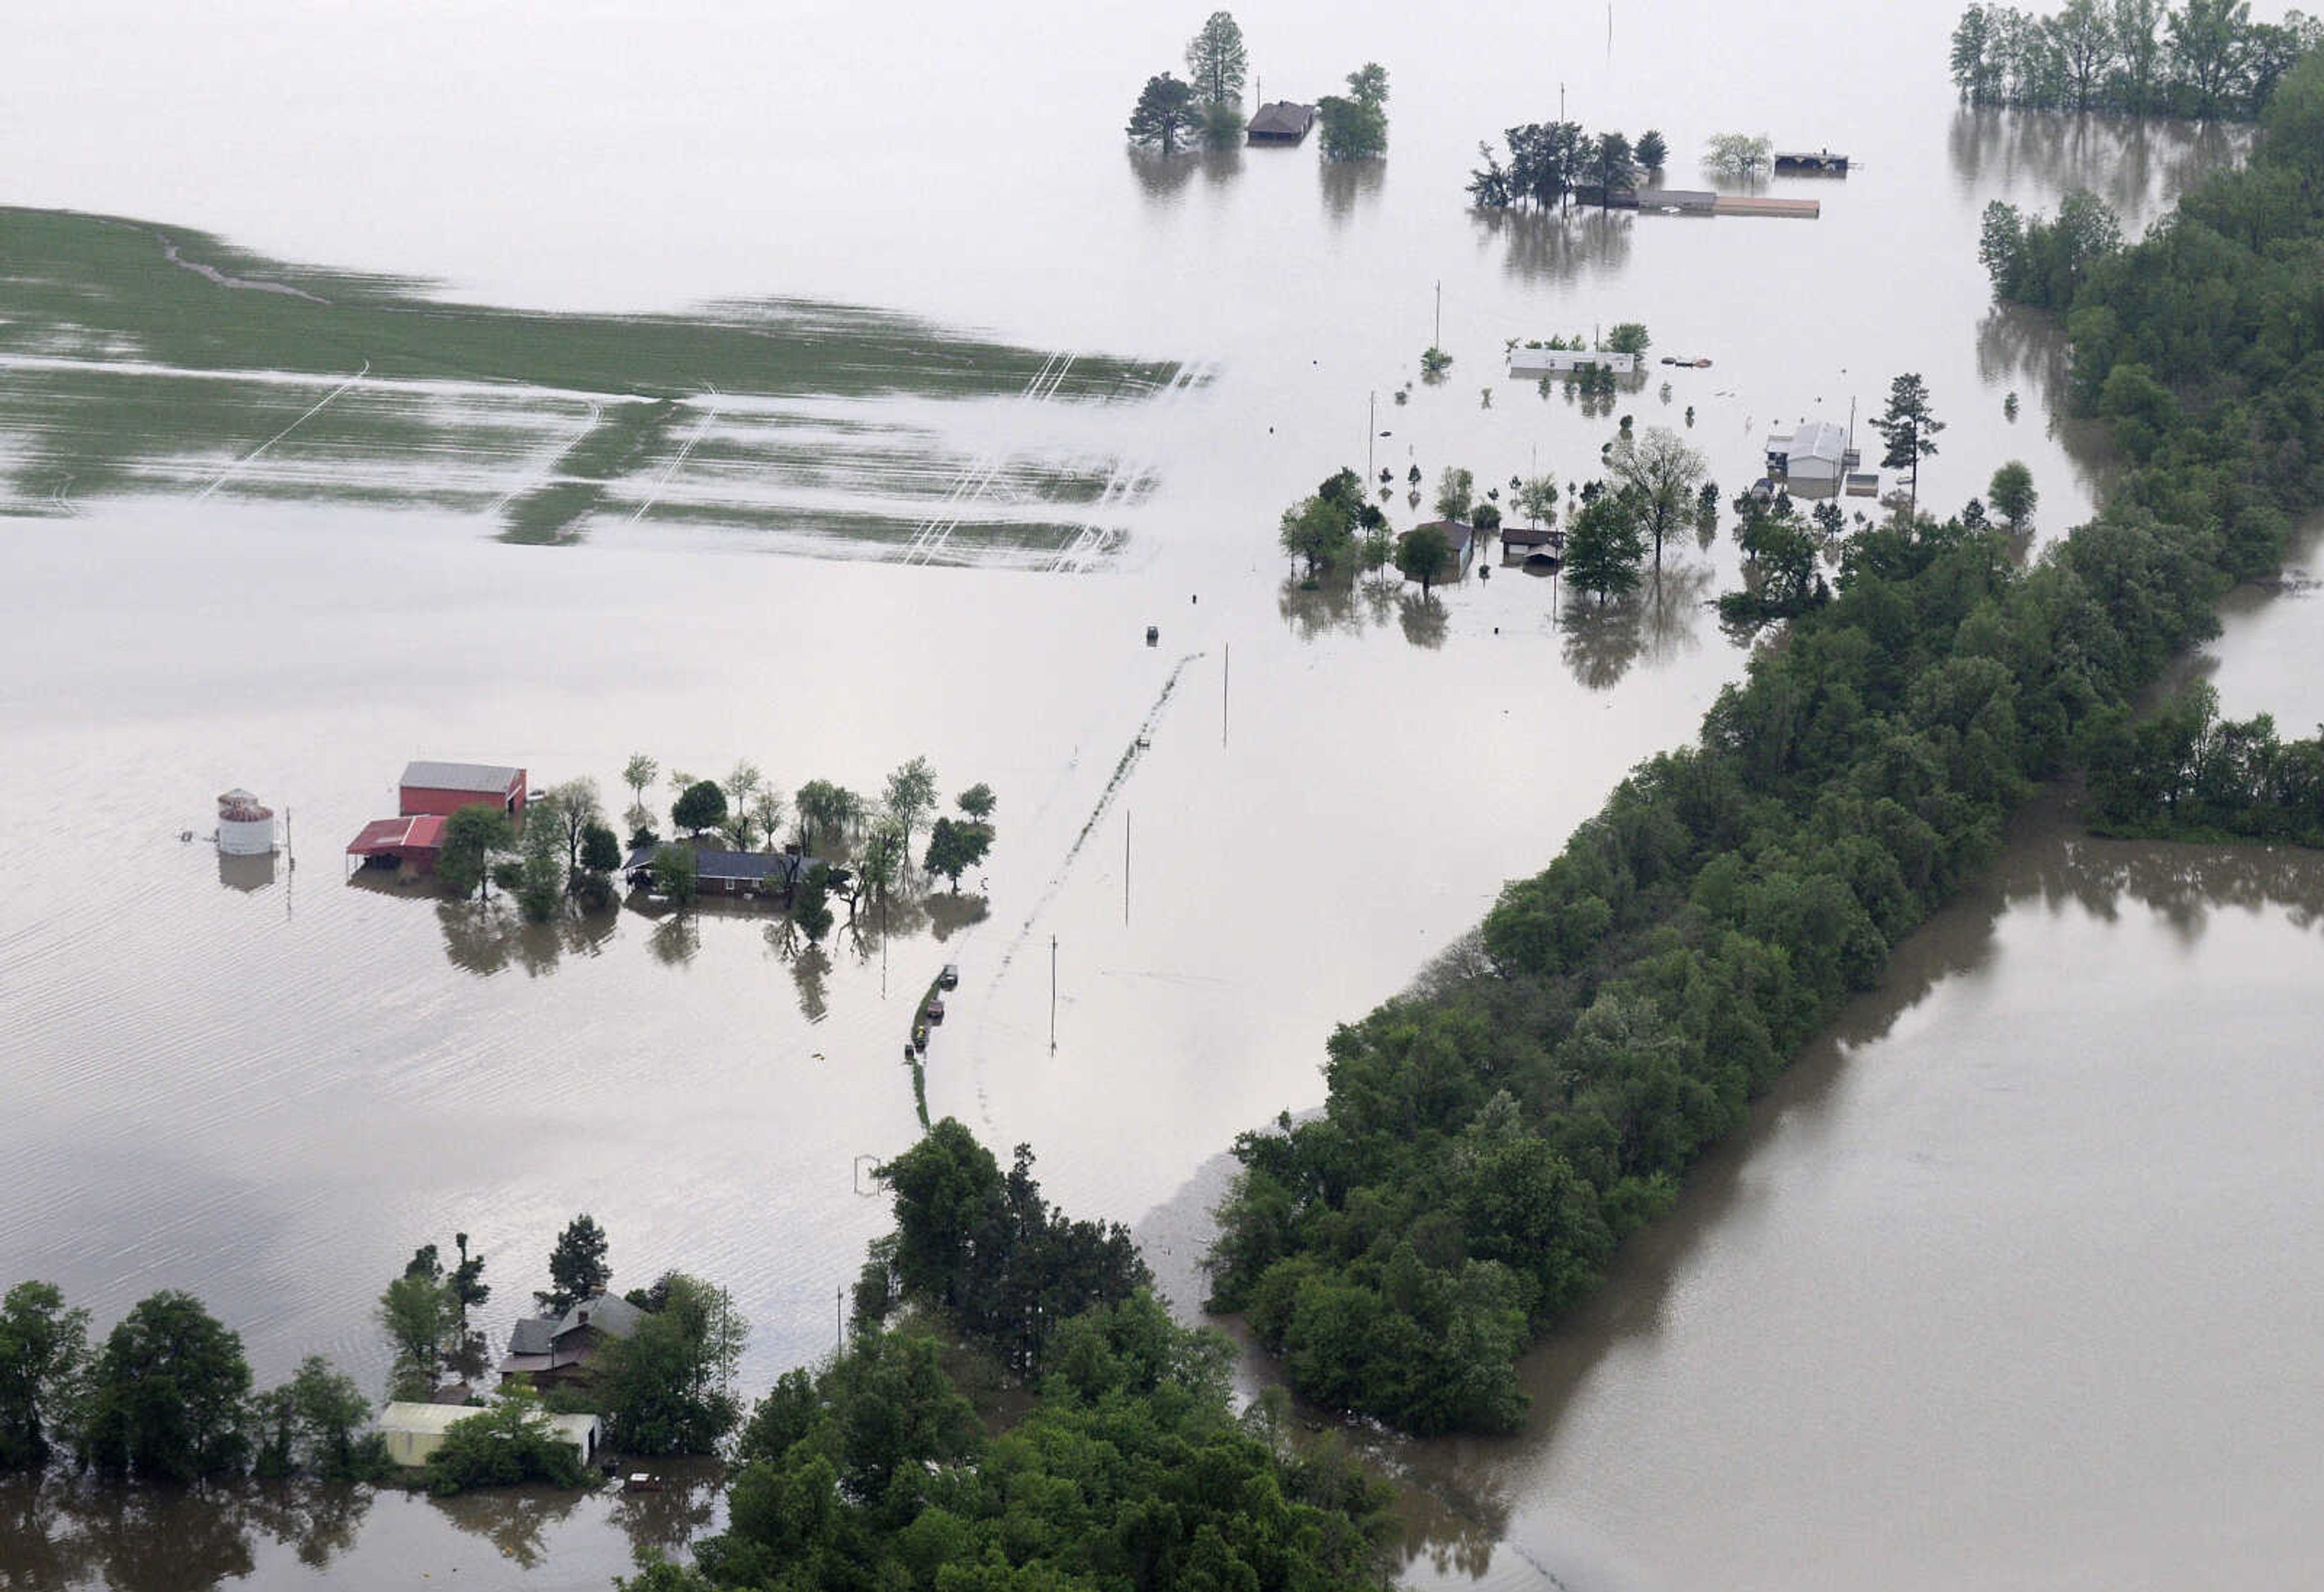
xmin=577 ymin=1307 xmax=590 ymax=1329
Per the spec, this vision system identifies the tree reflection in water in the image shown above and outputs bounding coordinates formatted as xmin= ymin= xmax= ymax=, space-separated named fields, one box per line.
xmin=607 ymin=1458 xmax=724 ymax=1567
xmin=1471 ymin=205 xmax=1632 ymax=286
xmin=1397 ymin=591 xmax=1448 ymax=649
xmin=1124 ymin=147 xmax=1196 ymax=206
xmin=1946 ymin=107 xmax=2242 ymax=227
xmin=1560 ymin=561 xmax=1715 ymax=688
xmin=435 ymin=900 xmax=618 ymax=978
xmin=1319 ymin=157 xmax=1384 ymax=227
xmin=0 ymin=1474 xmax=373 ymax=1588
xmin=430 ymin=1482 xmax=582 ymax=1569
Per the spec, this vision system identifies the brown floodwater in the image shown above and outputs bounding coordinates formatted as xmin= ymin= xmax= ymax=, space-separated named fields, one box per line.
xmin=2 ymin=0 xmax=2316 ymax=1585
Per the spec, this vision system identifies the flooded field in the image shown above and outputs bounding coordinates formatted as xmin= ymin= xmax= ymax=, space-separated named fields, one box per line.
xmin=2 ymin=0 xmax=2319 ymax=1586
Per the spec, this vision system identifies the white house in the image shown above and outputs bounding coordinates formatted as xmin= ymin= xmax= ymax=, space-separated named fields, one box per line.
xmin=1508 ymin=348 xmax=1638 ymax=378
xmin=1765 ymin=419 xmax=1848 ymax=485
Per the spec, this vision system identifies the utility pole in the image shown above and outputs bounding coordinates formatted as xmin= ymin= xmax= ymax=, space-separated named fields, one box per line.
xmin=1434 ymin=280 xmax=1442 ymax=350
xmin=1367 ymin=390 xmax=1376 ymax=479
xmin=1222 ymin=644 xmax=1230 ymax=747
xmin=835 ymin=1286 xmax=843 ymax=1352
xmin=1049 ymin=935 xmax=1057 ymax=1051
xmin=1123 ymin=811 xmax=1131 ymax=925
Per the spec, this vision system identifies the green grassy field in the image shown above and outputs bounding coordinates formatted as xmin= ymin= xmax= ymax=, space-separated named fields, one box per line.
xmin=0 ymin=207 xmax=1184 ymax=551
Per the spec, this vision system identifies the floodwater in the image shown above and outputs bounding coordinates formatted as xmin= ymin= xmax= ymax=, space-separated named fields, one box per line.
xmin=1 ymin=1 xmax=2317 ymax=1586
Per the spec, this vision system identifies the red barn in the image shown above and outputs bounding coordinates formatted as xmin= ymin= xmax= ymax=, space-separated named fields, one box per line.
xmin=346 ymin=813 xmax=447 ymax=872
xmin=399 ymin=760 xmax=527 ymax=818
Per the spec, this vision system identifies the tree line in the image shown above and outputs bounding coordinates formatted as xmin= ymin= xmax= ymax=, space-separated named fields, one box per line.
xmin=1203 ymin=44 xmax=2324 ymax=1436
xmin=1467 ymin=123 xmax=1669 ymax=210
xmin=1949 ymin=0 xmax=2320 ymax=118
xmin=618 ymin=1117 xmax=1396 ymax=1591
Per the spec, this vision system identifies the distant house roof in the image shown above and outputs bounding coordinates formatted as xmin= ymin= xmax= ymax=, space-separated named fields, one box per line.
xmin=379 ymin=1401 xmax=488 ymax=1438
xmin=499 ymin=1295 xmax=645 ymax=1378
xmin=401 ymin=761 xmax=523 ymax=794
xmin=623 ymin=846 xmax=805 ymax=886
xmin=1633 ymin=188 xmax=1716 ymax=211
xmin=1501 ymin=525 xmax=1558 ymax=548
xmin=1768 ymin=420 xmax=1848 ymax=465
xmin=1246 ymin=101 xmax=1317 ymax=139
xmin=1410 ymin=521 xmax=1475 ymax=567
xmin=346 ymin=813 xmax=447 ymax=855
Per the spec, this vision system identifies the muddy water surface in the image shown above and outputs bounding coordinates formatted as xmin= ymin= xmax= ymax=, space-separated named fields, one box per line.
xmin=2 ymin=0 xmax=2317 ymax=1586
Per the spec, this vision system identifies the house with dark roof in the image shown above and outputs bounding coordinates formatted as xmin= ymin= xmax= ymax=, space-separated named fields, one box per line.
xmin=497 ymin=1294 xmax=645 ymax=1390
xmin=1500 ymin=524 xmax=1562 ymax=564
xmin=1246 ymin=102 xmax=1317 ymax=145
xmin=1405 ymin=521 xmax=1476 ymax=581
xmin=623 ymin=844 xmax=809 ymax=900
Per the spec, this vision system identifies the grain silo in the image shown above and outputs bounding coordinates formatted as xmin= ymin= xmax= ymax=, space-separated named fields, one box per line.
xmin=216 ymin=789 xmax=277 ymax=856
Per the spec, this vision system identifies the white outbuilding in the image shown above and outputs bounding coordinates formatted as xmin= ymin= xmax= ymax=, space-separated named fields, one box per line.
xmin=1765 ymin=419 xmax=1849 ymax=485
xmin=377 ymin=1401 xmax=605 ymax=1470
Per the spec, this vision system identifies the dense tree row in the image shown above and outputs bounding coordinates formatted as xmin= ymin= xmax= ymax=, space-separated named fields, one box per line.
xmin=1949 ymin=1 xmax=2319 ymax=117
xmin=1467 ymin=122 xmax=1668 ymax=211
xmin=1 ymin=1283 xmax=386 ymax=1483
xmin=1980 ymin=189 xmax=2125 ymax=309
xmin=2083 ymin=682 xmax=2324 ymax=840
xmin=1204 ymin=47 xmax=2324 ymax=1436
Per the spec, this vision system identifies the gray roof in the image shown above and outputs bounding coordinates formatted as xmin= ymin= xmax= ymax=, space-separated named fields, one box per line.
xmin=507 ymin=1293 xmax=645 ymax=1360
xmin=624 ymin=845 xmax=804 ymax=885
xmin=401 ymin=760 xmax=523 ymax=793
xmin=1771 ymin=420 xmax=1848 ymax=464
xmin=559 ymin=1294 xmax=643 ymax=1340
xmin=1247 ymin=102 xmax=1316 ymax=137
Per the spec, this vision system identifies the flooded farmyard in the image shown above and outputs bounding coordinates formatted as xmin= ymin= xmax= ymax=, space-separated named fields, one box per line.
xmin=4 ymin=1 xmax=2321 ymax=1587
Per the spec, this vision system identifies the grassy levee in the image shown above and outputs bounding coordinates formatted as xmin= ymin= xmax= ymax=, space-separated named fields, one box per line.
xmin=0 ymin=207 xmax=1178 ymax=546
xmin=1203 ymin=52 xmax=2324 ymax=1437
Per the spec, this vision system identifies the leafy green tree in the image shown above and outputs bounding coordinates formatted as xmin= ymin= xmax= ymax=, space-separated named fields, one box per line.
xmin=923 ymin=817 xmax=991 ymax=893
xmin=956 ymin=782 xmax=997 ymax=821
xmin=1589 ymin=130 xmax=1638 ymax=202
xmin=82 ymin=1291 xmax=252 ymax=1481
xmin=1279 ymin=493 xmax=1353 ymax=577
xmin=1635 ymin=128 xmax=1669 ymax=168
xmin=1126 ymin=73 xmax=1200 ymax=154
xmin=1704 ymin=131 xmax=1771 ymax=174
xmin=882 ymin=756 xmax=940 ymax=860
xmin=651 ymin=843 xmax=697 ymax=905
xmin=1606 ymin=321 xmax=1652 ymax=357
xmin=536 ymin=1214 xmax=611 ymax=1315
xmin=1395 ymin=525 xmax=1454 ymax=594
xmin=1608 ymin=426 xmax=1707 ymax=565
xmin=1434 ymin=466 xmax=1477 ymax=521
xmin=422 ymin=1384 xmax=588 ymax=1495
xmin=856 ymin=821 xmax=907 ymax=908
xmin=516 ymin=808 xmax=566 ymax=923
xmin=378 ymin=1271 xmax=456 ymax=1393
xmin=671 ymin=779 xmax=726 ymax=838
xmin=793 ymin=863 xmax=836 ymax=943
xmin=1517 ymin=472 xmax=1561 ymax=527
xmin=1871 ymin=373 xmax=1945 ymax=510
xmin=1184 ymin=12 xmax=1249 ymax=106
xmin=795 ymin=780 xmax=861 ymax=847
xmin=2168 ymin=0 xmax=2254 ymax=117
xmin=1360 ymin=521 xmax=1397 ymax=576
xmin=1198 ymin=99 xmax=1244 ymax=150
xmin=541 ymin=778 xmax=603 ymax=877
xmin=438 ymin=804 xmax=514 ymax=902
xmin=1562 ymin=490 xmax=1647 ymax=601
xmin=720 ymin=762 xmax=766 ymax=848
xmin=271 ymin=1356 xmax=378 ymax=1481
xmin=579 ymin=821 xmax=622 ymax=875
xmin=622 ymin=754 xmax=658 ymax=811
xmin=1988 ymin=461 xmax=2038 ymax=530
xmin=596 ymin=1274 xmax=747 ymax=1456
xmin=450 ymin=1232 xmax=490 ymax=1324
xmin=0 ymin=1281 xmax=90 ymax=1471
xmin=1318 ymin=63 xmax=1390 ymax=160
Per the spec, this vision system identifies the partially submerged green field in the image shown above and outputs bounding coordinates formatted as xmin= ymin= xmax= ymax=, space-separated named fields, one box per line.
xmin=0 ymin=207 xmax=1186 ymax=556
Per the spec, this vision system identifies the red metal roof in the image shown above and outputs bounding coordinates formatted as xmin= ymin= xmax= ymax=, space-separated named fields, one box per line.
xmin=346 ymin=814 xmax=447 ymax=855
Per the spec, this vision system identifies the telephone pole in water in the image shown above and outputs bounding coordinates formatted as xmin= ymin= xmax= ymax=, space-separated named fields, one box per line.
xmin=1049 ymin=935 xmax=1058 ymax=1051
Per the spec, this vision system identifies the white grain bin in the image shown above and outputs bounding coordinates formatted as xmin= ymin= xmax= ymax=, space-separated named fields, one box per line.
xmin=216 ymin=789 xmax=277 ymax=856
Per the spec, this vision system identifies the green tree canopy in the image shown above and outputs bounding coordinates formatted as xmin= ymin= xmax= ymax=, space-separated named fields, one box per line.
xmin=1396 ymin=525 xmax=1454 ymax=594
xmin=596 ymin=1274 xmax=747 ymax=1456
xmin=671 ymin=780 xmax=727 ymax=838
xmin=536 ymin=1214 xmax=612 ymax=1315
xmin=423 ymin=1384 xmax=589 ymax=1496
xmin=1318 ymin=63 xmax=1390 ymax=160
xmin=438 ymin=804 xmax=514 ymax=901
xmin=1126 ymin=73 xmax=1200 ymax=154
xmin=1184 ymin=11 xmax=1249 ymax=107
xmin=0 ymin=1281 xmax=90 ymax=1471
xmin=1871 ymin=372 xmax=1945 ymax=508
xmin=1988 ymin=460 xmax=2038 ymax=530
xmin=1562 ymin=490 xmax=1647 ymax=600
xmin=83 ymin=1291 xmax=252 ymax=1481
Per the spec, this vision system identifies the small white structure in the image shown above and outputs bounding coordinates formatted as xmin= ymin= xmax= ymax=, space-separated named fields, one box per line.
xmin=1765 ymin=419 xmax=1848 ymax=485
xmin=377 ymin=1401 xmax=606 ymax=1470
xmin=215 ymin=789 xmax=277 ymax=857
xmin=1509 ymin=348 xmax=1639 ymax=378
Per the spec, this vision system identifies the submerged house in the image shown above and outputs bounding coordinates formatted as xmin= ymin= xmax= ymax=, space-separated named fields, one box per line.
xmin=378 ymin=1401 xmax=603 ymax=1469
xmin=345 ymin=812 xmax=447 ymax=873
xmin=1246 ymin=102 xmax=1317 ymax=144
xmin=1508 ymin=347 xmax=1639 ymax=378
xmin=1500 ymin=524 xmax=1561 ymax=563
xmin=498 ymin=1294 xmax=643 ymax=1390
xmin=1407 ymin=521 xmax=1476 ymax=580
xmin=623 ymin=844 xmax=809 ymax=900
xmin=1764 ymin=419 xmax=1849 ymax=485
